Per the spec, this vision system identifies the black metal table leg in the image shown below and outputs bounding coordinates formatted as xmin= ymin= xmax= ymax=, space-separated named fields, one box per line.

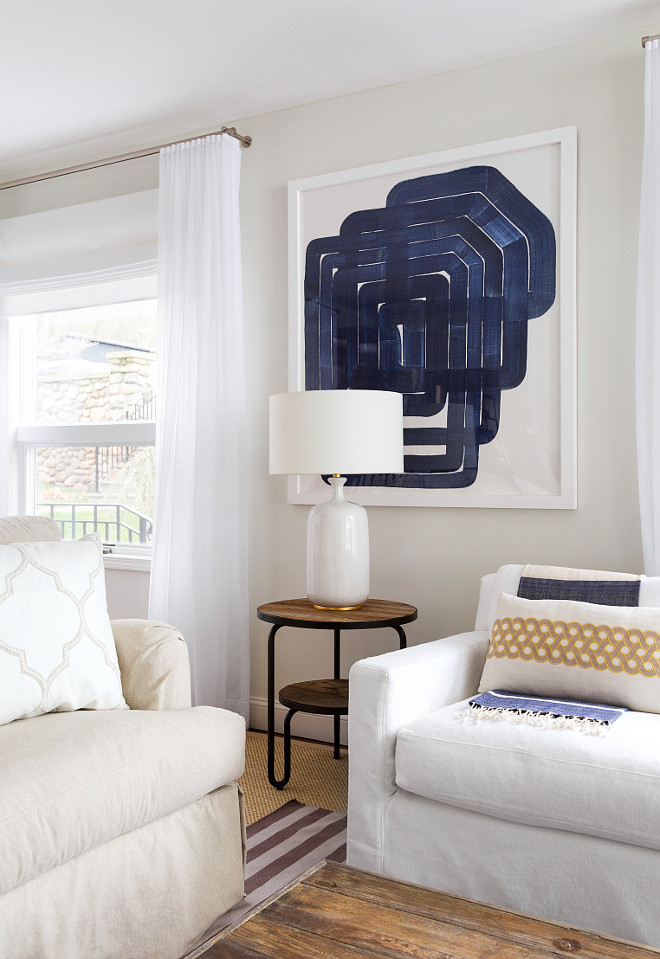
xmin=395 ymin=625 xmax=408 ymax=649
xmin=333 ymin=627 xmax=341 ymax=759
xmin=267 ymin=623 xmax=292 ymax=789
xmin=280 ymin=707 xmax=296 ymax=789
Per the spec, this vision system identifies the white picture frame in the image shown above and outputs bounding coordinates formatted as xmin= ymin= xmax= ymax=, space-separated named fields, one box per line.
xmin=287 ymin=127 xmax=577 ymax=508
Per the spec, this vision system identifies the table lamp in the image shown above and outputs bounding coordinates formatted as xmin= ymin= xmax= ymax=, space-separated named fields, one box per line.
xmin=269 ymin=390 xmax=404 ymax=609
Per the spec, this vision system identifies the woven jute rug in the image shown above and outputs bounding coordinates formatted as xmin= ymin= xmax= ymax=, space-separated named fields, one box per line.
xmin=238 ymin=731 xmax=348 ymax=825
xmin=185 ymin=800 xmax=346 ymax=957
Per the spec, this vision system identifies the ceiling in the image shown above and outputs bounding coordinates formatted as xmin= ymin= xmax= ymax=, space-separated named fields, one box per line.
xmin=2 ymin=0 xmax=658 ymax=181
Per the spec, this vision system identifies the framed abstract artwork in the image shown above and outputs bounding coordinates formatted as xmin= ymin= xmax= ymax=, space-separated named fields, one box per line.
xmin=287 ymin=127 xmax=577 ymax=508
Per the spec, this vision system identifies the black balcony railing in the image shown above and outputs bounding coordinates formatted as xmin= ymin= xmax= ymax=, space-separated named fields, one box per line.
xmin=93 ymin=393 xmax=156 ymax=491
xmin=94 ymin=446 xmax=135 ymax=492
xmin=124 ymin=393 xmax=155 ymax=422
xmin=37 ymin=503 xmax=153 ymax=544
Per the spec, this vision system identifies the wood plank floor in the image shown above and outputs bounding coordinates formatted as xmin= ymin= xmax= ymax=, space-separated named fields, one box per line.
xmin=200 ymin=860 xmax=660 ymax=959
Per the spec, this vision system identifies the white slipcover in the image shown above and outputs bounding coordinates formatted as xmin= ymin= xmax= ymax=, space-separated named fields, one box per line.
xmin=347 ymin=570 xmax=660 ymax=948
xmin=396 ymin=700 xmax=660 ymax=849
xmin=0 ymin=706 xmax=245 ymax=894
xmin=0 ymin=515 xmax=246 ymax=959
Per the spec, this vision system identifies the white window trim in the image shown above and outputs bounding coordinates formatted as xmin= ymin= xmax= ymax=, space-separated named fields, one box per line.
xmin=17 ymin=422 xmax=156 ymax=563
xmin=17 ymin=422 xmax=156 ymax=570
xmin=3 ymin=268 xmax=157 ymax=564
xmin=16 ymin=422 xmax=156 ymax=446
xmin=103 ymin=549 xmax=152 ymax=572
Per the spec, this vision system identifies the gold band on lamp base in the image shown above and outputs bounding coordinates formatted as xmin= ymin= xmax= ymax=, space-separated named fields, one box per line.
xmin=313 ymin=602 xmax=364 ymax=611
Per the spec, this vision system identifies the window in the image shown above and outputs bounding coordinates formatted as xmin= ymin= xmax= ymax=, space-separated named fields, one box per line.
xmin=12 ymin=297 xmax=157 ymax=564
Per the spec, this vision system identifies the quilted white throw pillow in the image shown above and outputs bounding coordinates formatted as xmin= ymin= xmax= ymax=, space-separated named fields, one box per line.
xmin=0 ymin=535 xmax=127 ymax=725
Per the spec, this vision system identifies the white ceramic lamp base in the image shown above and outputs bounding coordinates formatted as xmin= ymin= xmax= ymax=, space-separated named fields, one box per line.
xmin=306 ymin=476 xmax=369 ymax=609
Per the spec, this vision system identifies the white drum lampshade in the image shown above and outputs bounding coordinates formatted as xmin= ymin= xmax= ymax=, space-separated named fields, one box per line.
xmin=269 ymin=390 xmax=404 ymax=609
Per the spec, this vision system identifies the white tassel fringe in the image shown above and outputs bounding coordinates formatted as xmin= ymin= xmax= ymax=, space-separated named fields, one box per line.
xmin=461 ymin=703 xmax=608 ymax=735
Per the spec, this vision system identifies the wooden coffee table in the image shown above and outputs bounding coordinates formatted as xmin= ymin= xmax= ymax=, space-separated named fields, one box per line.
xmin=196 ymin=860 xmax=659 ymax=958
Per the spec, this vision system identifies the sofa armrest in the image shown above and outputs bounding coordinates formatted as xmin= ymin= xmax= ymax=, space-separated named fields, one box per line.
xmin=347 ymin=630 xmax=489 ymax=874
xmin=111 ymin=620 xmax=192 ymax=710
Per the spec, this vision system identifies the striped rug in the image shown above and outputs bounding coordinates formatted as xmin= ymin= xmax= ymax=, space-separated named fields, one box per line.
xmin=185 ymin=800 xmax=346 ymax=956
xmin=245 ymin=799 xmax=346 ymax=902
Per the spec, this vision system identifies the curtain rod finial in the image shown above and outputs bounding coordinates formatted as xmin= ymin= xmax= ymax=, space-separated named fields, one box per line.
xmin=219 ymin=126 xmax=252 ymax=148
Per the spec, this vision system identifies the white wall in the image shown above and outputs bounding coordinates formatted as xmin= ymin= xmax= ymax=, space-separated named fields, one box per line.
xmin=105 ymin=567 xmax=150 ymax=619
xmin=239 ymin=25 xmax=658 ymax=734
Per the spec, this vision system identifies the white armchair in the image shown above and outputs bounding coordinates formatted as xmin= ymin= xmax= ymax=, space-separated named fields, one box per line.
xmin=0 ymin=517 xmax=246 ymax=959
xmin=347 ymin=568 xmax=660 ymax=949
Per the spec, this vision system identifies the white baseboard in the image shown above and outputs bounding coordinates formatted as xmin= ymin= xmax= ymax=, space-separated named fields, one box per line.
xmin=249 ymin=695 xmax=348 ymax=746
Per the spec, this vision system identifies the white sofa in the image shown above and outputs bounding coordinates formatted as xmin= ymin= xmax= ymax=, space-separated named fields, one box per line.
xmin=0 ymin=516 xmax=246 ymax=959
xmin=347 ymin=565 xmax=660 ymax=948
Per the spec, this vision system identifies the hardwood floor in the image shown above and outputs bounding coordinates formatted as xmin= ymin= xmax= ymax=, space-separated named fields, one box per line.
xmin=201 ymin=861 xmax=658 ymax=959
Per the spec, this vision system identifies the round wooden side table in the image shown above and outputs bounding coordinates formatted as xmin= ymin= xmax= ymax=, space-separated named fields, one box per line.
xmin=256 ymin=598 xmax=418 ymax=789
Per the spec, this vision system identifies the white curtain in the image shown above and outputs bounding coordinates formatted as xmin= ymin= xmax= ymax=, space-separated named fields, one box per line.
xmin=637 ymin=39 xmax=660 ymax=575
xmin=149 ymin=135 xmax=250 ymax=720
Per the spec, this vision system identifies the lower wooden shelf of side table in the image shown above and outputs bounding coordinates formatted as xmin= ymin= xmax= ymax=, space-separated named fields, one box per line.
xmin=279 ymin=678 xmax=349 ymax=715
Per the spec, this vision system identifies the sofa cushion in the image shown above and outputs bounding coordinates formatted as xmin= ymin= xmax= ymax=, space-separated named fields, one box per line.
xmin=517 ymin=563 xmax=642 ymax=604
xmin=395 ymin=698 xmax=660 ymax=849
xmin=0 ymin=535 xmax=127 ymax=725
xmin=479 ymin=592 xmax=660 ymax=714
xmin=483 ymin=564 xmax=660 ymax=632
xmin=0 ymin=706 xmax=245 ymax=894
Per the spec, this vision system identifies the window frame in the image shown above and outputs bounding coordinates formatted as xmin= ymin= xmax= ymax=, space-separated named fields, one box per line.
xmin=16 ymin=424 xmax=156 ymax=570
xmin=8 ymin=291 xmax=157 ymax=570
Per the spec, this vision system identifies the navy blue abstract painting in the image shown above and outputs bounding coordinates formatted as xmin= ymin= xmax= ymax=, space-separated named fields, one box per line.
xmin=303 ymin=165 xmax=556 ymax=489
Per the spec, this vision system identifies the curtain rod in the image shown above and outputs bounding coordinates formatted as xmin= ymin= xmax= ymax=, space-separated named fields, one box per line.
xmin=643 ymin=33 xmax=660 ymax=46
xmin=0 ymin=125 xmax=252 ymax=192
